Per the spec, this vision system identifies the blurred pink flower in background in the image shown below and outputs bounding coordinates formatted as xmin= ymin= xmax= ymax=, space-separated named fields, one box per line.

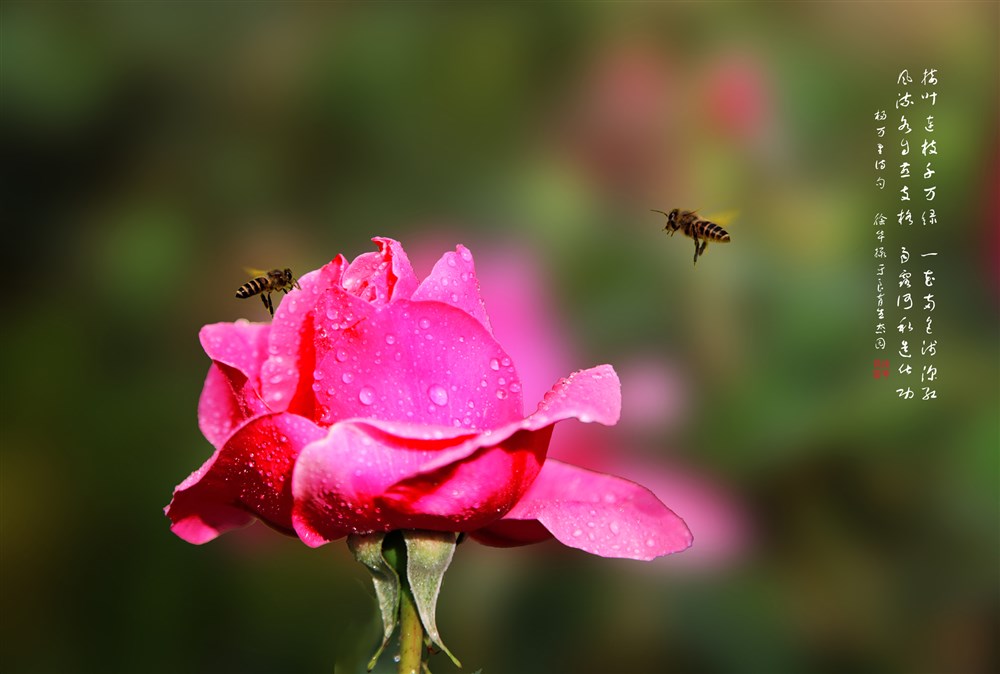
xmin=556 ymin=39 xmax=675 ymax=197
xmin=167 ymin=238 xmax=693 ymax=560
xmin=700 ymin=52 xmax=773 ymax=142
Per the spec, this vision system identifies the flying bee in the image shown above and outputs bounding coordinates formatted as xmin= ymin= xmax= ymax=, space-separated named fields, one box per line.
xmin=652 ymin=208 xmax=733 ymax=266
xmin=235 ymin=267 xmax=301 ymax=317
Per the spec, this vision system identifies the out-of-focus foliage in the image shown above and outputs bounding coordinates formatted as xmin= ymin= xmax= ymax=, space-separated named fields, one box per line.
xmin=1 ymin=3 xmax=996 ymax=673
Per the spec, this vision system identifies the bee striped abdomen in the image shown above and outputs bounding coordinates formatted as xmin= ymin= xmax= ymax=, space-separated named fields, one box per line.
xmin=236 ymin=277 xmax=268 ymax=298
xmin=698 ymin=221 xmax=731 ymax=242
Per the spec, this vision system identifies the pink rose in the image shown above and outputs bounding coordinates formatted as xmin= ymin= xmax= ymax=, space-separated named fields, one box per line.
xmin=166 ymin=238 xmax=692 ymax=560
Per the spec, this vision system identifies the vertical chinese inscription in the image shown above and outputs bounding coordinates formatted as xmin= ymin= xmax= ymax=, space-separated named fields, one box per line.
xmin=874 ymin=68 xmax=939 ymax=400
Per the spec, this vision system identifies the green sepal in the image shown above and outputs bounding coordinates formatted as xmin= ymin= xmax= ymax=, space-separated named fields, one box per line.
xmin=402 ymin=530 xmax=461 ymax=668
xmin=347 ymin=532 xmax=400 ymax=671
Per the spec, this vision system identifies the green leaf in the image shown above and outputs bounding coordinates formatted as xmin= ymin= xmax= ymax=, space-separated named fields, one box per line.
xmin=403 ymin=530 xmax=461 ymax=668
xmin=347 ymin=532 xmax=400 ymax=671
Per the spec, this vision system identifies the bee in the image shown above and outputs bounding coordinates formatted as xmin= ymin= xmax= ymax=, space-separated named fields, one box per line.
xmin=652 ymin=208 xmax=732 ymax=265
xmin=235 ymin=268 xmax=301 ymax=316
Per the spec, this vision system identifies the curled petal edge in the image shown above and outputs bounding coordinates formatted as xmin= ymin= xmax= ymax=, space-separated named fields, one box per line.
xmin=472 ymin=459 xmax=694 ymax=561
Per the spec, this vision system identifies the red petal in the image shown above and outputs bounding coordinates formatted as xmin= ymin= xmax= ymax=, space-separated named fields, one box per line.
xmin=166 ymin=412 xmax=325 ymax=544
xmin=341 ymin=237 xmax=418 ymax=305
xmin=259 ymin=256 xmax=347 ymax=412
xmin=290 ymin=420 xmax=549 ymax=547
xmin=197 ymin=322 xmax=271 ymax=448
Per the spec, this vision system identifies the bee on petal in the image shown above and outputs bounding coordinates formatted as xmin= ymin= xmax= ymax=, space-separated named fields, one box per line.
xmin=236 ymin=268 xmax=301 ymax=316
xmin=652 ymin=208 xmax=734 ymax=266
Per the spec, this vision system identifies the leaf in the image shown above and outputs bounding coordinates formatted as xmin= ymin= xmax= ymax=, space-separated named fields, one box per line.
xmin=347 ymin=532 xmax=400 ymax=671
xmin=403 ymin=530 xmax=461 ymax=668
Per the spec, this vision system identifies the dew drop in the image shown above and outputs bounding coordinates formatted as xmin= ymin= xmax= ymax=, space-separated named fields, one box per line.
xmin=335 ymin=348 xmax=348 ymax=362
xmin=645 ymin=537 xmax=657 ymax=548
xmin=419 ymin=318 xmax=431 ymax=329
xmin=572 ymin=529 xmax=583 ymax=538
xmin=496 ymin=389 xmax=508 ymax=400
xmin=385 ymin=334 xmax=396 ymax=345
xmin=509 ymin=382 xmax=521 ymax=393
xmin=359 ymin=387 xmax=375 ymax=405
xmin=609 ymin=521 xmax=620 ymax=535
xmin=341 ymin=372 xmax=354 ymax=384
xmin=501 ymin=357 xmax=511 ymax=367
xmin=428 ymin=385 xmax=449 ymax=406
xmin=489 ymin=358 xmax=500 ymax=371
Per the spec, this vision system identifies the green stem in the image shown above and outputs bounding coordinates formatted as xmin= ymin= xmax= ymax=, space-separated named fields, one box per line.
xmin=397 ymin=581 xmax=424 ymax=674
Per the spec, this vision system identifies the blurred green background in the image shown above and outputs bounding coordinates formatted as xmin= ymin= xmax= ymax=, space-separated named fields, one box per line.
xmin=2 ymin=3 xmax=997 ymax=673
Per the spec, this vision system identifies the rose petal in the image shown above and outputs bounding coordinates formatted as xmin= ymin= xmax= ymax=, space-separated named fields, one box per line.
xmin=197 ymin=321 xmax=271 ymax=448
xmin=199 ymin=321 xmax=271 ymax=378
xmin=414 ymin=364 xmax=621 ymax=476
xmin=342 ymin=237 xmax=418 ymax=305
xmin=166 ymin=412 xmax=326 ymax=544
xmin=311 ymin=298 xmax=523 ymax=429
xmin=290 ymin=421 xmax=550 ymax=547
xmin=290 ymin=365 xmax=621 ymax=547
xmin=474 ymin=459 xmax=692 ymax=560
xmin=411 ymin=245 xmax=493 ymax=335
xmin=260 ymin=256 xmax=347 ymax=411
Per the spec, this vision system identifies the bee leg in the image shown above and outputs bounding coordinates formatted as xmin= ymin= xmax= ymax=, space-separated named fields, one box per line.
xmin=692 ymin=236 xmax=701 ymax=265
xmin=260 ymin=293 xmax=273 ymax=316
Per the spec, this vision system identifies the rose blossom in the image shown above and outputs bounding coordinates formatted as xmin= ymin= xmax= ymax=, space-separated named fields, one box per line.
xmin=166 ymin=238 xmax=692 ymax=560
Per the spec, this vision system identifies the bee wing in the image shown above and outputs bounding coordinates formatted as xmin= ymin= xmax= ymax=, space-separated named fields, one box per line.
xmin=704 ymin=209 xmax=740 ymax=227
xmin=243 ymin=266 xmax=269 ymax=278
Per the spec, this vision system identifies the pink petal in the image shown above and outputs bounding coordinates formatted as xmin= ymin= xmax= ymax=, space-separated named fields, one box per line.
xmin=411 ymin=364 xmax=621 ymax=477
xmin=197 ymin=322 xmax=271 ymax=448
xmin=290 ymin=421 xmax=550 ymax=547
xmin=411 ymin=245 xmax=493 ymax=335
xmin=290 ymin=365 xmax=622 ymax=547
xmin=475 ymin=459 xmax=692 ymax=560
xmin=166 ymin=412 xmax=326 ymax=544
xmin=259 ymin=256 xmax=348 ymax=411
xmin=341 ymin=237 xmax=418 ymax=305
xmin=311 ymin=298 xmax=523 ymax=429
xmin=199 ymin=321 xmax=271 ymax=378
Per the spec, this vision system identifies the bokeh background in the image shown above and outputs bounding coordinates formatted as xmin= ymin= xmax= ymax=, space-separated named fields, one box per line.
xmin=2 ymin=3 xmax=997 ymax=673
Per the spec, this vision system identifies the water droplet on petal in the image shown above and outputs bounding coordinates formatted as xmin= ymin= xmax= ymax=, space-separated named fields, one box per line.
xmin=489 ymin=358 xmax=500 ymax=371
xmin=609 ymin=521 xmax=620 ymax=535
xmin=335 ymin=348 xmax=348 ymax=362
xmin=359 ymin=387 xmax=375 ymax=405
xmin=509 ymin=382 xmax=521 ymax=393
xmin=496 ymin=389 xmax=507 ymax=400
xmin=428 ymin=385 xmax=449 ymax=406
xmin=342 ymin=372 xmax=354 ymax=384
xmin=419 ymin=318 xmax=431 ymax=329
xmin=385 ymin=334 xmax=396 ymax=345
xmin=572 ymin=529 xmax=583 ymax=538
